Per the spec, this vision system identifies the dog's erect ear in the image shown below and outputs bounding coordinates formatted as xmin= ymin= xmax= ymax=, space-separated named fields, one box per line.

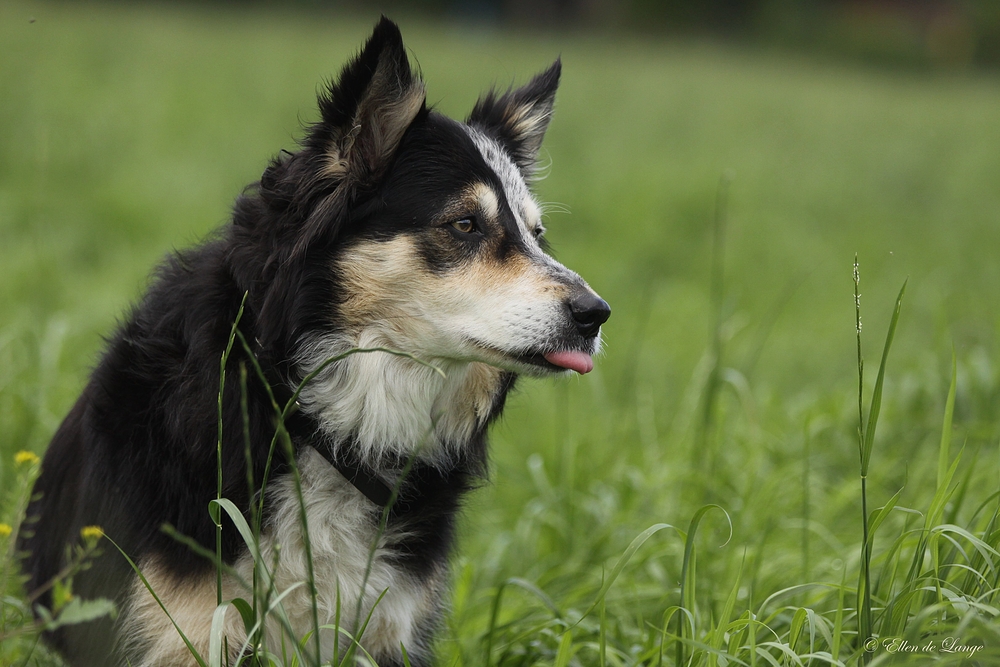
xmin=310 ymin=17 xmax=426 ymax=188
xmin=467 ymin=59 xmax=561 ymax=179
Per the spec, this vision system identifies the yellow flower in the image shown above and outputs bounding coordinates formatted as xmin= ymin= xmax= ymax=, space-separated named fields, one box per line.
xmin=0 ymin=523 xmax=12 ymax=538
xmin=15 ymin=450 xmax=40 ymax=465
xmin=80 ymin=525 xmax=103 ymax=540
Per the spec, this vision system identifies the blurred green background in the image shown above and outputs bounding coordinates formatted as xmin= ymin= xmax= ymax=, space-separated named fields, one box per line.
xmin=368 ymin=0 xmax=1000 ymax=69
xmin=2 ymin=0 xmax=999 ymax=664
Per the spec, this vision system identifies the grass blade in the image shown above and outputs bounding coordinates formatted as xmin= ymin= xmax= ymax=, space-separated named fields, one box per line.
xmin=860 ymin=279 xmax=907 ymax=476
xmin=208 ymin=602 xmax=232 ymax=667
xmin=855 ymin=270 xmax=907 ymax=662
xmin=553 ymin=628 xmax=574 ymax=667
xmin=709 ymin=552 xmax=745 ymax=667
xmin=678 ymin=505 xmax=732 ymax=667
xmin=216 ymin=292 xmax=248 ymax=606
xmin=576 ymin=523 xmax=678 ymax=625
xmin=938 ymin=351 xmax=957 ymax=489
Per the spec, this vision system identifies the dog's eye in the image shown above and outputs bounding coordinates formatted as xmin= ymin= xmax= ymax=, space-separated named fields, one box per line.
xmin=450 ymin=218 xmax=476 ymax=234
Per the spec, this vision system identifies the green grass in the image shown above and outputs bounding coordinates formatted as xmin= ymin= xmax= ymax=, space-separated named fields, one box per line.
xmin=2 ymin=1 xmax=1000 ymax=664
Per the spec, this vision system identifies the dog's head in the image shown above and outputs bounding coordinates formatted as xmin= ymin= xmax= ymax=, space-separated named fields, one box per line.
xmin=245 ymin=17 xmax=609 ymax=379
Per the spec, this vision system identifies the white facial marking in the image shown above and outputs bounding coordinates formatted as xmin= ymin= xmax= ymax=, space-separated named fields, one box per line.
xmin=464 ymin=125 xmax=542 ymax=249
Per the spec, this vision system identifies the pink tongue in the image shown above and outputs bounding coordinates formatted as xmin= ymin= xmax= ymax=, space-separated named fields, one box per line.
xmin=543 ymin=350 xmax=594 ymax=374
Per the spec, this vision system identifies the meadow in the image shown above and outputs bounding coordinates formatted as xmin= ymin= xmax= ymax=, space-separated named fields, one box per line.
xmin=2 ymin=1 xmax=1000 ymax=665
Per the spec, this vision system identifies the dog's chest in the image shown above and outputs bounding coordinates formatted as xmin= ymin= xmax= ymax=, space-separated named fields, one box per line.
xmin=254 ymin=448 xmax=445 ymax=661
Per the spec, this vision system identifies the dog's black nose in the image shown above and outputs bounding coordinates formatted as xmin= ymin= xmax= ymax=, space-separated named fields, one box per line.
xmin=568 ymin=291 xmax=611 ymax=338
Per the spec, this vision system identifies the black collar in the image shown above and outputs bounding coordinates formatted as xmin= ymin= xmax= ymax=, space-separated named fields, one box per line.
xmin=315 ymin=446 xmax=393 ymax=508
xmin=273 ymin=383 xmax=394 ymax=509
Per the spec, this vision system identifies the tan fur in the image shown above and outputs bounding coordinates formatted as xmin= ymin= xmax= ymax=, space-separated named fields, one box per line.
xmin=329 ymin=234 xmax=574 ymax=391
xmin=335 ymin=236 xmax=568 ymax=340
xmin=456 ymin=249 xmax=558 ymax=293
xmin=335 ymin=236 xmax=433 ymax=332
xmin=321 ymin=147 xmax=351 ymax=180
xmin=432 ymin=182 xmax=501 ymax=228
xmin=522 ymin=195 xmax=543 ymax=234
xmin=454 ymin=362 xmax=504 ymax=421
xmin=322 ymin=52 xmax=426 ymax=182
xmin=468 ymin=182 xmax=500 ymax=221
xmin=501 ymin=102 xmax=551 ymax=163
xmin=123 ymin=559 xmax=246 ymax=667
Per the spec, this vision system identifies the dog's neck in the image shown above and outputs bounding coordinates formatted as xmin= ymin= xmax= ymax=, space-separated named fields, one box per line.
xmin=293 ymin=330 xmax=505 ymax=470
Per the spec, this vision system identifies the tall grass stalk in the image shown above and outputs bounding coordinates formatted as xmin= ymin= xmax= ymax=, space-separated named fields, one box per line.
xmin=216 ymin=294 xmax=248 ymax=606
xmin=852 ymin=255 xmax=869 ymax=661
xmin=676 ymin=505 xmax=730 ymax=667
xmin=239 ymin=362 xmax=261 ymax=665
xmin=853 ymin=256 xmax=906 ymax=662
xmin=699 ymin=171 xmax=734 ymax=467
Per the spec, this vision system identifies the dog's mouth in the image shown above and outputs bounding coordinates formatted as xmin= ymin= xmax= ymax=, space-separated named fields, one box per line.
xmin=509 ymin=350 xmax=593 ymax=375
xmin=539 ymin=350 xmax=594 ymax=374
xmin=475 ymin=343 xmax=596 ymax=375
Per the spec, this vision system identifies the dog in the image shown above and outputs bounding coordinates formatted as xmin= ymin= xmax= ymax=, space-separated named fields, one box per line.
xmin=19 ymin=17 xmax=609 ymax=667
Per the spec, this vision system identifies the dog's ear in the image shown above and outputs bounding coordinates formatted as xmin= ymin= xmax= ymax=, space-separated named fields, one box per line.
xmin=467 ymin=59 xmax=561 ymax=179
xmin=309 ymin=16 xmax=426 ymax=189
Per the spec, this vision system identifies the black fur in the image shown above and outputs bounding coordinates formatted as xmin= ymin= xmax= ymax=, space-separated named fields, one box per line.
xmin=18 ymin=16 xmax=563 ymax=667
xmin=468 ymin=59 xmax=561 ymax=177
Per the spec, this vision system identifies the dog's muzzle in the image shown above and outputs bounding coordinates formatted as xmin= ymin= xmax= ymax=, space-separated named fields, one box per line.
xmin=536 ymin=287 xmax=610 ymax=375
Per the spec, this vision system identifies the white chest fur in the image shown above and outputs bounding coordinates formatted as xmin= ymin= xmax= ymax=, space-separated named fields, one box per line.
xmin=252 ymin=447 xmax=445 ymax=663
xmin=295 ymin=330 xmax=502 ymax=468
xmin=125 ymin=449 xmax=443 ymax=667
